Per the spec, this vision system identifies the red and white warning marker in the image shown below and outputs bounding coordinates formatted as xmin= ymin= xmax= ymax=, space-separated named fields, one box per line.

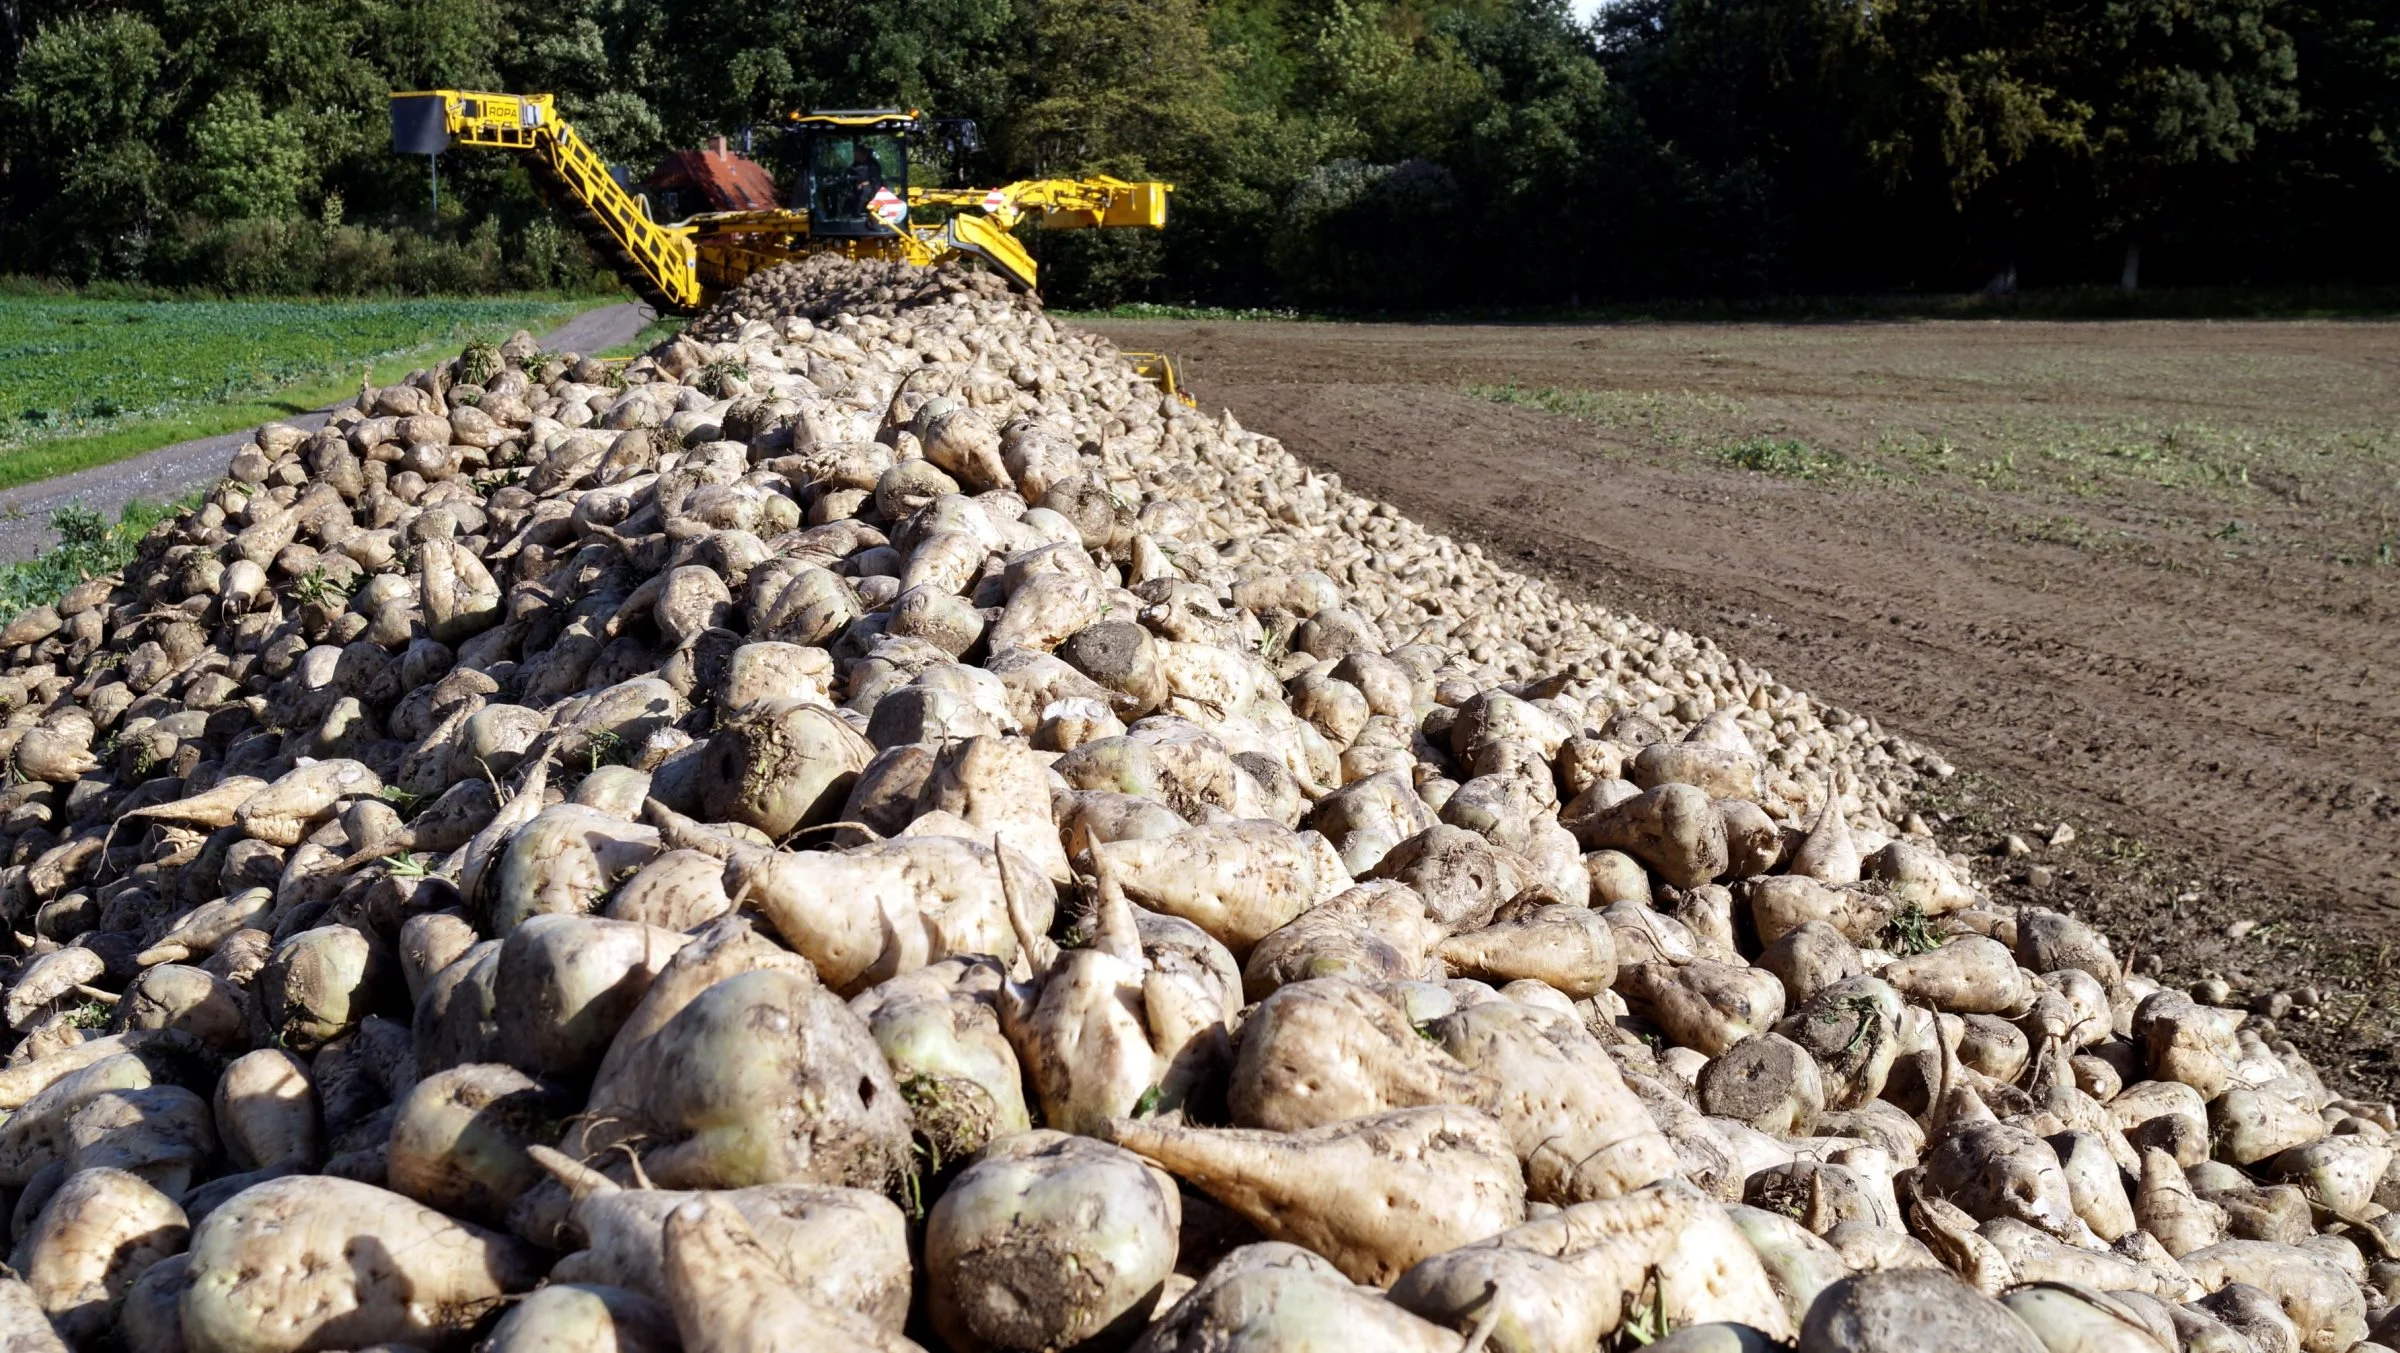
xmin=870 ymin=187 xmax=907 ymax=225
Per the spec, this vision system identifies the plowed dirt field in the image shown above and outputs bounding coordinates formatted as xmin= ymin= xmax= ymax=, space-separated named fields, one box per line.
xmin=1088 ymin=315 xmax=2400 ymax=1091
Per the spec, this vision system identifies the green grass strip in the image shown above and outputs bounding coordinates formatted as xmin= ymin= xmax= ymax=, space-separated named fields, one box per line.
xmin=599 ymin=316 xmax=686 ymax=358
xmin=1058 ymin=301 xmax=1314 ymax=322
xmin=0 ymin=497 xmax=201 ymax=614
xmin=0 ymin=298 xmax=585 ymax=493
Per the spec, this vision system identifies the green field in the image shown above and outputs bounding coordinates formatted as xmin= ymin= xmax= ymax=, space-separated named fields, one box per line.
xmin=0 ymin=295 xmax=585 ymax=490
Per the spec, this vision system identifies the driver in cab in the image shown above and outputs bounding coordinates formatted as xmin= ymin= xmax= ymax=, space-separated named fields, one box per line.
xmin=846 ymin=144 xmax=885 ymax=216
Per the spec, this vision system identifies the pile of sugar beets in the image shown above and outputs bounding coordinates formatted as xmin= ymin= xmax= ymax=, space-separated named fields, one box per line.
xmin=0 ymin=257 xmax=2389 ymax=1353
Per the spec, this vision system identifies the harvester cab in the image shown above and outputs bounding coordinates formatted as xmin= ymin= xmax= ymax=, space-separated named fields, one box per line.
xmin=787 ymin=110 xmax=920 ymax=238
xmin=783 ymin=109 xmax=989 ymax=236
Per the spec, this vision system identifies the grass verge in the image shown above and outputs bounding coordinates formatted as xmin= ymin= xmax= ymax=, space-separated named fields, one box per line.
xmin=0 ymin=296 xmax=589 ymax=493
xmin=599 ymin=316 xmax=686 ymax=358
xmin=0 ymin=497 xmax=201 ymax=613
xmin=1058 ymin=301 xmax=1312 ymax=322
xmin=0 ymin=352 xmax=461 ymax=492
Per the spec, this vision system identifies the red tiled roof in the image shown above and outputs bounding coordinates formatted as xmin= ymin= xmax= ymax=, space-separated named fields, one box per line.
xmin=645 ymin=148 xmax=780 ymax=212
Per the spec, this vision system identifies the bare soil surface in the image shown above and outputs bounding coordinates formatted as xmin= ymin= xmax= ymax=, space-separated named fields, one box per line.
xmin=1088 ymin=315 xmax=2400 ymax=1092
xmin=0 ymin=303 xmax=649 ymax=562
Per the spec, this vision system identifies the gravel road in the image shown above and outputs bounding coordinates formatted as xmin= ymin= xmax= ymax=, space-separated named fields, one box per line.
xmin=0 ymin=301 xmax=649 ymax=562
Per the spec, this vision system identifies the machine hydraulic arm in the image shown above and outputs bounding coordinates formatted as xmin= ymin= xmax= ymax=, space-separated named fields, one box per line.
xmin=392 ymin=91 xmax=703 ymax=311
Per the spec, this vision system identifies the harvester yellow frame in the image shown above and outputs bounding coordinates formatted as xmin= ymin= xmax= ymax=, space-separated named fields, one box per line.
xmin=1122 ymin=352 xmax=1197 ymax=407
xmin=389 ymin=90 xmax=1172 ymax=313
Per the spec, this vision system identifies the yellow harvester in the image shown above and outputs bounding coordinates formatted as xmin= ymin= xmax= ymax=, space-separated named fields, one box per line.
xmin=389 ymin=90 xmax=1172 ymax=313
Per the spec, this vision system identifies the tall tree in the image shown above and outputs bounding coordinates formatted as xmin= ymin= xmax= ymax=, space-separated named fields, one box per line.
xmin=1007 ymin=0 xmax=1286 ymax=301
xmin=0 ymin=0 xmax=2385 ymax=298
xmin=1857 ymin=0 xmax=2297 ymax=287
xmin=5 ymin=11 xmax=169 ymax=270
xmin=2083 ymin=0 xmax=2299 ymax=286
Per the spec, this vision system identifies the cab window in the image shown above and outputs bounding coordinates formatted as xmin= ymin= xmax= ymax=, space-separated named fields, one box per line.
xmin=807 ymin=132 xmax=905 ymax=229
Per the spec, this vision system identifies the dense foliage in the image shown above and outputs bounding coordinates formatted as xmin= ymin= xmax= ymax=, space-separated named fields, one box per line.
xmin=3 ymin=0 xmax=2395 ymax=305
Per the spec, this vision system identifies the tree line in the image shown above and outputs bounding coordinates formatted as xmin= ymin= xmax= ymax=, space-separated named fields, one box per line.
xmin=3 ymin=0 xmax=2395 ymax=307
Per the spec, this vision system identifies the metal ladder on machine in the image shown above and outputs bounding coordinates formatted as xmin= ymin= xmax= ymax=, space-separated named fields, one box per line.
xmin=390 ymin=91 xmax=702 ymax=314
